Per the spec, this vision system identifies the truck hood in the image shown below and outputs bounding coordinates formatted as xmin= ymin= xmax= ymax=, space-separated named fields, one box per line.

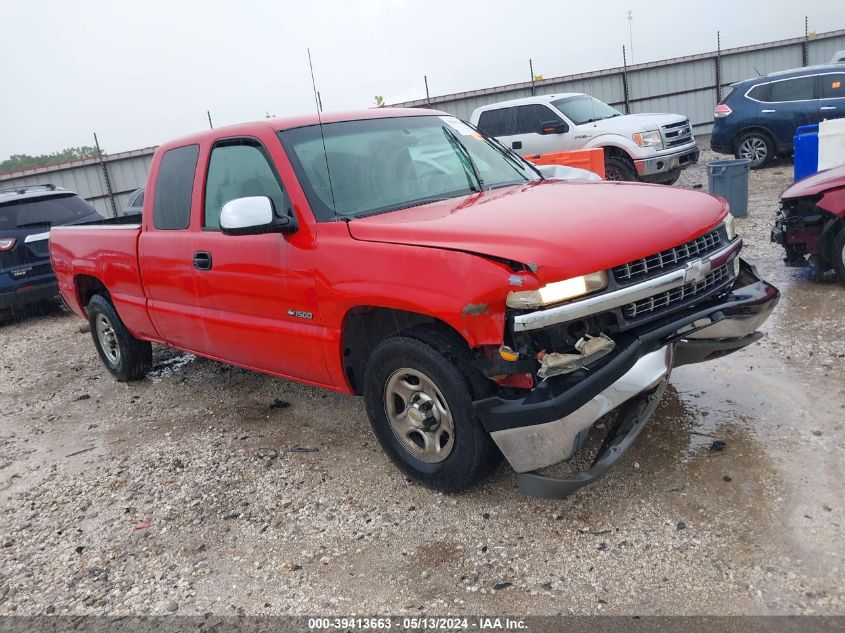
xmin=584 ymin=113 xmax=686 ymax=134
xmin=781 ymin=164 xmax=845 ymax=199
xmin=347 ymin=179 xmax=727 ymax=283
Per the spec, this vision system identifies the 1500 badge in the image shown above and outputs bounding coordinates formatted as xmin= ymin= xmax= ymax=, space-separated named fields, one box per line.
xmin=288 ymin=309 xmax=313 ymax=320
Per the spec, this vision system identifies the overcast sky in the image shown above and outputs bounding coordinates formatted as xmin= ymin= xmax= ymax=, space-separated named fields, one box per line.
xmin=1 ymin=0 xmax=841 ymax=159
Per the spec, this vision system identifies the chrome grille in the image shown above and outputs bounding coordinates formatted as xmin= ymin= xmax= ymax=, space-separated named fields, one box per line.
xmin=613 ymin=228 xmax=722 ymax=284
xmin=661 ymin=120 xmax=693 ymax=148
xmin=622 ymin=263 xmax=731 ymax=319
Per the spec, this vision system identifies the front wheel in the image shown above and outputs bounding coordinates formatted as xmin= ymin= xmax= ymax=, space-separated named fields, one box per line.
xmin=88 ymin=294 xmax=152 ymax=381
xmin=604 ymin=155 xmax=638 ymax=182
xmin=363 ymin=334 xmax=502 ymax=492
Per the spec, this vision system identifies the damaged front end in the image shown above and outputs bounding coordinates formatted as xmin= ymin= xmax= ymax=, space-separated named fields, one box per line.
xmin=471 ymin=225 xmax=779 ymax=498
xmin=772 ymin=165 xmax=845 ymax=279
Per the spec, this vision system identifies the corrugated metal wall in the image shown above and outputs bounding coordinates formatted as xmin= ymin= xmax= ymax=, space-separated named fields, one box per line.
xmin=0 ymin=148 xmax=156 ymax=217
xmin=391 ymin=30 xmax=845 ymax=135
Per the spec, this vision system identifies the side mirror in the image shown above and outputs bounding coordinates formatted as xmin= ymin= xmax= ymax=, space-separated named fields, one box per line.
xmin=220 ymin=196 xmax=297 ymax=236
xmin=540 ymin=120 xmax=569 ymax=135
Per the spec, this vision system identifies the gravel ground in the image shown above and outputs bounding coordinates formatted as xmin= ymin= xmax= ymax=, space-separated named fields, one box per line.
xmin=1 ymin=141 xmax=843 ymax=616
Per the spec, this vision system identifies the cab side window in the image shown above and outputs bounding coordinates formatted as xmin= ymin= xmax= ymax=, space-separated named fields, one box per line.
xmin=515 ymin=104 xmax=563 ymax=135
xmin=477 ymin=108 xmax=514 ymax=136
xmin=153 ymin=145 xmax=199 ymax=230
xmin=203 ymin=139 xmax=287 ymax=229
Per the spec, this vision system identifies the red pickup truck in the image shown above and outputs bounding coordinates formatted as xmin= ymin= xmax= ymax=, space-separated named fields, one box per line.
xmin=50 ymin=109 xmax=779 ymax=498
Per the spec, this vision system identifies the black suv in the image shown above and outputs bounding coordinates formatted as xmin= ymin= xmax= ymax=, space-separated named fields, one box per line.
xmin=711 ymin=64 xmax=845 ymax=168
xmin=0 ymin=184 xmax=102 ymax=318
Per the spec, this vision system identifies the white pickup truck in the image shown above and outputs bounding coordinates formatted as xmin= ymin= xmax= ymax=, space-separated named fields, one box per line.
xmin=471 ymin=93 xmax=700 ymax=184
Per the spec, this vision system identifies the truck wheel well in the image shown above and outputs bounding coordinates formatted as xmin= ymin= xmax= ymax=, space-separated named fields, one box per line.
xmin=341 ymin=307 xmax=470 ymax=395
xmin=75 ymin=275 xmax=109 ymax=314
xmin=600 ymin=146 xmax=632 ymax=162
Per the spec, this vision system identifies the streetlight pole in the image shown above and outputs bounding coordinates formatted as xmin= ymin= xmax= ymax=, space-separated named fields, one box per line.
xmin=627 ymin=10 xmax=634 ymax=65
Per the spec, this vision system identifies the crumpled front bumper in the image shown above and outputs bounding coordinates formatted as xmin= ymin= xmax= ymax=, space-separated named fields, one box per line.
xmin=473 ymin=259 xmax=779 ymax=497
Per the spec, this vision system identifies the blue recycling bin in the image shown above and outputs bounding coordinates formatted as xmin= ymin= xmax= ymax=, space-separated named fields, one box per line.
xmin=793 ymin=124 xmax=819 ymax=182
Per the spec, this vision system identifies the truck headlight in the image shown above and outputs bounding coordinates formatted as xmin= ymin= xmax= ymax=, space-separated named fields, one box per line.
xmin=723 ymin=214 xmax=736 ymax=240
xmin=632 ymin=130 xmax=663 ymax=149
xmin=507 ymin=271 xmax=608 ymax=309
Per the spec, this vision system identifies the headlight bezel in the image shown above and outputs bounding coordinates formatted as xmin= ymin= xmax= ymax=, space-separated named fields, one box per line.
xmin=632 ymin=129 xmax=663 ymax=149
xmin=506 ymin=271 xmax=608 ymax=310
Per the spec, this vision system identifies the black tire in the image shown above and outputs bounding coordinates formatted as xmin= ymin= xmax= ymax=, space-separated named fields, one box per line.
xmin=832 ymin=227 xmax=845 ymax=287
xmin=363 ymin=331 xmax=502 ymax=492
xmin=604 ymin=154 xmax=638 ymax=181
xmin=87 ymin=294 xmax=151 ymax=381
xmin=735 ymin=130 xmax=774 ymax=169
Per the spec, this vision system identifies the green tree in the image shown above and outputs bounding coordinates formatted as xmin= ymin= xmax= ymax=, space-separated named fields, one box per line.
xmin=0 ymin=146 xmax=102 ymax=174
xmin=374 ymin=95 xmax=385 ymax=108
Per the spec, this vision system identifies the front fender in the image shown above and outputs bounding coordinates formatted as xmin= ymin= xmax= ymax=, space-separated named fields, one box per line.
xmin=581 ymin=135 xmax=639 ymax=157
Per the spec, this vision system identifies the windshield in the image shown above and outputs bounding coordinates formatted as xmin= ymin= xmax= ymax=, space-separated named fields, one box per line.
xmin=0 ymin=193 xmax=99 ymax=229
xmin=550 ymin=96 xmax=622 ymax=125
xmin=278 ymin=115 xmax=540 ymax=220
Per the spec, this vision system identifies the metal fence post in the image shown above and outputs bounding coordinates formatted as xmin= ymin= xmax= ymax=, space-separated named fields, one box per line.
xmin=715 ymin=30 xmax=722 ymax=103
xmin=93 ymin=132 xmax=118 ymax=218
xmin=622 ymin=46 xmax=631 ymax=114
xmin=529 ymin=59 xmax=535 ymax=96
xmin=802 ymin=16 xmax=809 ymax=66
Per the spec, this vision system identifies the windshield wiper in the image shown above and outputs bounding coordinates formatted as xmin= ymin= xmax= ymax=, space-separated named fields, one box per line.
xmin=484 ymin=133 xmax=543 ymax=179
xmin=442 ymin=126 xmax=484 ymax=192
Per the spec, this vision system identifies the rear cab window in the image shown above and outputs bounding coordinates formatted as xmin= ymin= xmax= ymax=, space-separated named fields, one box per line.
xmin=153 ymin=145 xmax=200 ymax=230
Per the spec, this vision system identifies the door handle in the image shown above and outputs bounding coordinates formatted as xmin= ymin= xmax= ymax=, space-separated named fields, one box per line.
xmin=761 ymin=109 xmax=776 ymax=113
xmin=512 ymin=141 xmax=523 ymax=149
xmin=193 ymin=251 xmax=212 ymax=270
xmin=820 ymin=106 xmax=837 ymax=111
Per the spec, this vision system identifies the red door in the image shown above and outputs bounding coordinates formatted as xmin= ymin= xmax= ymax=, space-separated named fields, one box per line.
xmin=187 ymin=133 xmax=330 ymax=385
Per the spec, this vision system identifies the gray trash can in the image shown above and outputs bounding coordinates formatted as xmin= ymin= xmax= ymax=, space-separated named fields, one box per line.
xmin=707 ymin=158 xmax=751 ymax=217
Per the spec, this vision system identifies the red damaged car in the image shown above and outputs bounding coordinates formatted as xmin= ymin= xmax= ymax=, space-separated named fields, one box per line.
xmin=773 ymin=164 xmax=845 ymax=283
xmin=49 ymin=109 xmax=779 ymax=497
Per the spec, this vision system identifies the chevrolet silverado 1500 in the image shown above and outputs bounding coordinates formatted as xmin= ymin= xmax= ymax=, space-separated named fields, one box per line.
xmin=50 ymin=109 xmax=779 ymax=497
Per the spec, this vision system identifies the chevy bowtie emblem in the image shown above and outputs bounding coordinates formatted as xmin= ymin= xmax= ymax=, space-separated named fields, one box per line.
xmin=684 ymin=257 xmax=712 ymax=284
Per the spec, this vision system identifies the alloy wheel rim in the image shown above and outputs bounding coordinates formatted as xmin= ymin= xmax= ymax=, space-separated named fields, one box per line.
xmin=383 ymin=367 xmax=455 ymax=463
xmin=739 ymin=137 xmax=767 ymax=164
xmin=95 ymin=313 xmax=120 ymax=365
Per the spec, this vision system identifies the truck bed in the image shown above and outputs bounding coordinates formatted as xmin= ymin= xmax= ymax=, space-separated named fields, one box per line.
xmin=50 ymin=222 xmax=161 ymax=342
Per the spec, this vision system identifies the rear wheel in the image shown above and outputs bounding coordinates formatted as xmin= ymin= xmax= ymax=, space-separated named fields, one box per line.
xmin=604 ymin=154 xmax=638 ymax=182
xmin=735 ymin=131 xmax=774 ymax=169
xmin=363 ymin=332 xmax=502 ymax=492
xmin=88 ymin=294 xmax=151 ymax=381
